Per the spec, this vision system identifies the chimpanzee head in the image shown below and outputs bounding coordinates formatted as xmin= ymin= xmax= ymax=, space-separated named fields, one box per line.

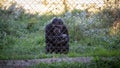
xmin=51 ymin=18 xmax=64 ymax=35
xmin=52 ymin=18 xmax=63 ymax=26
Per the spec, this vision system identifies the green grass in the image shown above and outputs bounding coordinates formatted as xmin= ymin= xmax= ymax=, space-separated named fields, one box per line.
xmin=0 ymin=38 xmax=120 ymax=59
xmin=30 ymin=57 xmax=120 ymax=68
xmin=0 ymin=8 xmax=120 ymax=60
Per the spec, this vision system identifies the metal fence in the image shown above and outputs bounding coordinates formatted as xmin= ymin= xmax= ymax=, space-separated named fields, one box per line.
xmin=1 ymin=0 xmax=120 ymax=15
xmin=0 ymin=0 xmax=120 ymax=68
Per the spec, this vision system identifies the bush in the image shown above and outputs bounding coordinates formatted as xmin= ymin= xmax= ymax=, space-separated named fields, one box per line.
xmin=0 ymin=9 xmax=17 ymax=49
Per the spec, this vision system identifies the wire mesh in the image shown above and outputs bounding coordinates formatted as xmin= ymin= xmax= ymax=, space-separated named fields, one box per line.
xmin=1 ymin=0 xmax=118 ymax=14
xmin=0 ymin=0 xmax=120 ymax=68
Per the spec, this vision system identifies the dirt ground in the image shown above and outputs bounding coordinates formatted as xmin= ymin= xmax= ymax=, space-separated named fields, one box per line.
xmin=0 ymin=57 xmax=93 ymax=68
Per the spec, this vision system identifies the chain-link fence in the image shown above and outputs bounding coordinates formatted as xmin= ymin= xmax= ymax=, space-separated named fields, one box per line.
xmin=0 ymin=0 xmax=120 ymax=68
xmin=1 ymin=0 xmax=120 ymax=14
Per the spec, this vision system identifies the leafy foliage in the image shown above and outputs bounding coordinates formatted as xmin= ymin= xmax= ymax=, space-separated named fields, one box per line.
xmin=0 ymin=6 xmax=120 ymax=60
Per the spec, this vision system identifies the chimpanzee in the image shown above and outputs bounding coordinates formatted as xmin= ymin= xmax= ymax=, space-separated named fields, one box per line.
xmin=45 ymin=17 xmax=69 ymax=54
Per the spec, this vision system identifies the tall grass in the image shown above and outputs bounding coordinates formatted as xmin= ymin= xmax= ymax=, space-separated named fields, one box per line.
xmin=0 ymin=7 xmax=120 ymax=60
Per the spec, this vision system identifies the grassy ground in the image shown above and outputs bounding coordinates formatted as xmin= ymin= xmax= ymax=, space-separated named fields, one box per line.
xmin=0 ymin=8 xmax=120 ymax=60
xmin=0 ymin=57 xmax=120 ymax=68
xmin=30 ymin=57 xmax=120 ymax=68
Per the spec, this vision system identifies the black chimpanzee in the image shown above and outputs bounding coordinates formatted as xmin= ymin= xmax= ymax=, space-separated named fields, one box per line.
xmin=45 ymin=17 xmax=69 ymax=54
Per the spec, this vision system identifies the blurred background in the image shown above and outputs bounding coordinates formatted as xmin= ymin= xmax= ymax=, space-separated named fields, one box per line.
xmin=0 ymin=0 xmax=120 ymax=67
